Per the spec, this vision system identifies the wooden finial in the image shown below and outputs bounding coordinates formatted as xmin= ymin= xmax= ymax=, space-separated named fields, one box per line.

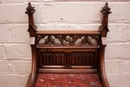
xmin=25 ymin=2 xmax=35 ymax=15
xmin=25 ymin=2 xmax=37 ymax=37
xmin=101 ymin=3 xmax=111 ymax=15
xmin=99 ymin=3 xmax=111 ymax=37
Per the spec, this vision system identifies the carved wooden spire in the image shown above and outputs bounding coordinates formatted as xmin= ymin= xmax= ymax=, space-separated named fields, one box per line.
xmin=25 ymin=2 xmax=35 ymax=15
xmin=25 ymin=2 xmax=37 ymax=37
xmin=99 ymin=3 xmax=111 ymax=37
xmin=101 ymin=3 xmax=111 ymax=15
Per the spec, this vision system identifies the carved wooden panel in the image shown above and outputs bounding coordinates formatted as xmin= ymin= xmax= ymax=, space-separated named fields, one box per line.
xmin=70 ymin=52 xmax=96 ymax=66
xmin=41 ymin=52 xmax=96 ymax=68
xmin=36 ymin=35 xmax=100 ymax=47
xmin=41 ymin=52 xmax=66 ymax=66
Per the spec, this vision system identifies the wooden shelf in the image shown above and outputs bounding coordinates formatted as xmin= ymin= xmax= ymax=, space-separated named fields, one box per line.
xmin=36 ymin=30 xmax=101 ymax=35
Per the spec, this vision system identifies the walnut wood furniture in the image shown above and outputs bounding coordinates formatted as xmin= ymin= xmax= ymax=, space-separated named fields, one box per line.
xmin=25 ymin=2 xmax=111 ymax=87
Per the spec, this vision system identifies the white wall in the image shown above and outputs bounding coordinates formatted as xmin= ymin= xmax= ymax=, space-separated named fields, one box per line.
xmin=0 ymin=0 xmax=130 ymax=87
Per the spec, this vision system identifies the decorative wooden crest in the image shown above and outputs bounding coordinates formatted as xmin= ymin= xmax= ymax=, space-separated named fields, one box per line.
xmin=25 ymin=2 xmax=111 ymax=47
xmin=37 ymin=34 xmax=100 ymax=47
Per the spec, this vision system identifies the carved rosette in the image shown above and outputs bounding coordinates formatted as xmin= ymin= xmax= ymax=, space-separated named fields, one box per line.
xmin=25 ymin=2 xmax=35 ymax=15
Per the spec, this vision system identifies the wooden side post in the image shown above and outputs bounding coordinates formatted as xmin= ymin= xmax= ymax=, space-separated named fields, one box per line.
xmin=25 ymin=2 xmax=37 ymax=87
xmin=99 ymin=3 xmax=111 ymax=87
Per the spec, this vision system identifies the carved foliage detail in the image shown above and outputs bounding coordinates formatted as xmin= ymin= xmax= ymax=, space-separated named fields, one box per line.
xmin=101 ymin=3 xmax=111 ymax=15
xmin=37 ymin=35 xmax=100 ymax=47
xmin=25 ymin=2 xmax=35 ymax=15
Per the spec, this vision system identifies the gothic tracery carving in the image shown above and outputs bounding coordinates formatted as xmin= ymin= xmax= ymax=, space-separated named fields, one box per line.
xmin=36 ymin=34 xmax=100 ymax=47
